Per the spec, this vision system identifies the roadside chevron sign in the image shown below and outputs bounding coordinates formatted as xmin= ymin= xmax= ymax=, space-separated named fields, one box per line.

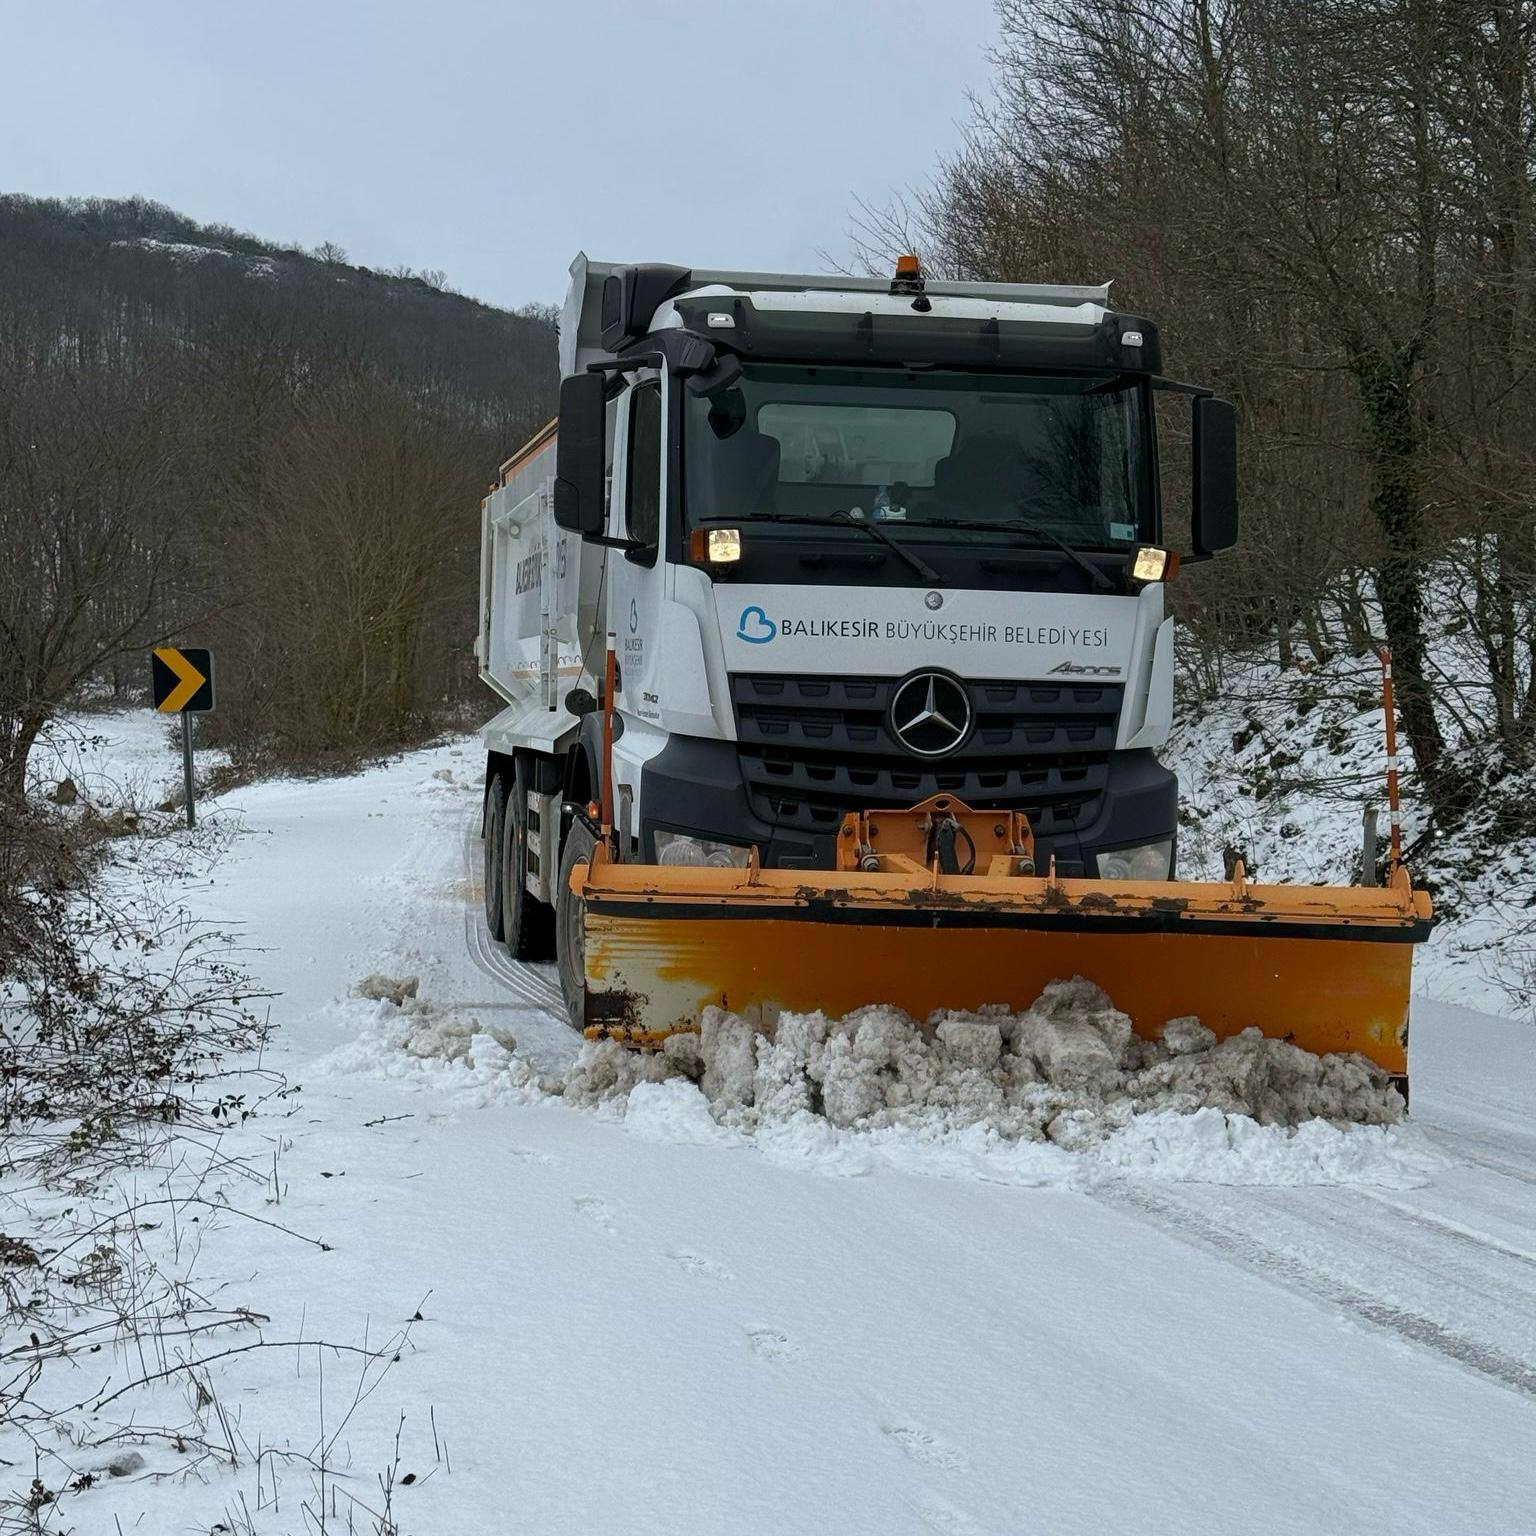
xmin=151 ymin=646 xmax=215 ymax=713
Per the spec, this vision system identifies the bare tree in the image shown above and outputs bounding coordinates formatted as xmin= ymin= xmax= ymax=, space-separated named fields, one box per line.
xmin=888 ymin=0 xmax=1536 ymax=815
xmin=0 ymin=193 xmax=559 ymax=787
xmin=0 ymin=360 xmax=199 ymax=799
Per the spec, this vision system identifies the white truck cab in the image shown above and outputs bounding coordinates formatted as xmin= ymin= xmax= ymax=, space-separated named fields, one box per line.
xmin=477 ymin=254 xmax=1237 ymax=1009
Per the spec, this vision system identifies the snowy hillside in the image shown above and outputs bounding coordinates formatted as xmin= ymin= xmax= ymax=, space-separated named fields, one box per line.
xmin=4 ymin=717 xmax=1534 ymax=1533
xmin=1167 ymin=639 xmax=1534 ymax=1017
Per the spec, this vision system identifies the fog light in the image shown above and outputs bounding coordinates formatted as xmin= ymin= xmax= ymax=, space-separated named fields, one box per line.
xmin=1131 ymin=545 xmax=1179 ymax=584
xmin=1095 ymin=839 xmax=1173 ymax=881
xmin=655 ymin=830 xmax=753 ymax=868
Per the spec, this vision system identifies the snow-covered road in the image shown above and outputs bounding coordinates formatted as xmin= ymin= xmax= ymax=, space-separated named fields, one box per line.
xmin=41 ymin=732 xmax=1536 ymax=1534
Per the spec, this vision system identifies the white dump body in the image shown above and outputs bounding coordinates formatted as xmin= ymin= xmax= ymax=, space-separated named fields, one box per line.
xmin=477 ymin=425 xmax=606 ymax=755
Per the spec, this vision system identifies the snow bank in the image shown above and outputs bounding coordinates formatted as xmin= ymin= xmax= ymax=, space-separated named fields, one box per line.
xmin=1091 ymin=1107 xmax=1439 ymax=1186
xmin=564 ymin=979 xmax=1404 ymax=1135
xmin=558 ymin=979 xmax=1436 ymax=1187
xmin=332 ymin=970 xmax=1434 ymax=1187
xmin=316 ymin=980 xmax=551 ymax=1105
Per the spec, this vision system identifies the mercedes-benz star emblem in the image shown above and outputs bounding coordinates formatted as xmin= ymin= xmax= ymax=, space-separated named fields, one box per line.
xmin=888 ymin=671 xmax=972 ymax=757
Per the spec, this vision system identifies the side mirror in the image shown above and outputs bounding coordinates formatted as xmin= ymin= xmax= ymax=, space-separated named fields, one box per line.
xmin=1192 ymin=396 xmax=1238 ymax=556
xmin=553 ymin=374 xmax=607 ymax=536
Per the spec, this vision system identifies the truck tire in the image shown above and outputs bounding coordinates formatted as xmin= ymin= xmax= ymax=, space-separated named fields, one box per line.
xmin=483 ymin=770 xmax=508 ymax=942
xmin=501 ymin=755 xmax=556 ymax=962
xmin=556 ymin=818 xmax=597 ymax=1033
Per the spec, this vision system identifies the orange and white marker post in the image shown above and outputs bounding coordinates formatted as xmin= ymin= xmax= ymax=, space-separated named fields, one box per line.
xmin=600 ymin=633 xmax=618 ymax=853
xmin=1379 ymin=648 xmax=1403 ymax=873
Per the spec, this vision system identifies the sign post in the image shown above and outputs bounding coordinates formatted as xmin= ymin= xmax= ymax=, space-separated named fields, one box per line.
xmin=150 ymin=647 xmax=215 ymax=829
xmin=179 ymin=714 xmax=196 ymax=829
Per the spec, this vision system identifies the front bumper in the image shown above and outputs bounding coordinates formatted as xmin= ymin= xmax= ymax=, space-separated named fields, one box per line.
xmin=638 ymin=735 xmax=1177 ymax=876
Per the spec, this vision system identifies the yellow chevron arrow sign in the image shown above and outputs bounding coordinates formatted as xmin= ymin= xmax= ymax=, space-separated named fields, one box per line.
xmin=151 ymin=647 xmax=214 ymax=714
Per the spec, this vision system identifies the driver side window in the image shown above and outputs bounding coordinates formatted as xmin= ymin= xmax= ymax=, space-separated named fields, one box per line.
xmin=626 ymin=382 xmax=662 ymax=555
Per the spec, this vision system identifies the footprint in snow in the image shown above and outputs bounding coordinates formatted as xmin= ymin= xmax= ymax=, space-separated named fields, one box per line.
xmin=573 ymin=1195 xmax=617 ymax=1230
xmin=745 ymin=1327 xmax=802 ymax=1362
xmin=912 ymin=1491 xmax=986 ymax=1535
xmin=668 ymin=1250 xmax=735 ymax=1282
xmin=882 ymin=1422 xmax=970 ymax=1472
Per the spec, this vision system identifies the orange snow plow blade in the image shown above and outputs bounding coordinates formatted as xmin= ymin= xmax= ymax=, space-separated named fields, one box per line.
xmin=574 ymin=798 xmax=1433 ymax=1084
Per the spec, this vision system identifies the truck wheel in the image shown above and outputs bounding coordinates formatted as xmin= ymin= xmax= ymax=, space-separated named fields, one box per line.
xmin=501 ymin=755 xmax=556 ymax=961
xmin=556 ymin=819 xmax=597 ymax=1033
xmin=483 ymin=771 xmax=508 ymax=942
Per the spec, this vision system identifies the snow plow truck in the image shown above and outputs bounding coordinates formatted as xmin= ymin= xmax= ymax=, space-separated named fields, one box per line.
xmin=476 ymin=253 xmax=1432 ymax=1097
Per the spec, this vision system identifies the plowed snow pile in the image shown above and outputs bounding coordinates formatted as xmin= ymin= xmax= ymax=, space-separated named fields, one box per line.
xmin=336 ymin=974 xmax=1435 ymax=1186
xmin=563 ymin=977 xmax=1403 ymax=1140
xmin=554 ymin=978 xmax=1435 ymax=1185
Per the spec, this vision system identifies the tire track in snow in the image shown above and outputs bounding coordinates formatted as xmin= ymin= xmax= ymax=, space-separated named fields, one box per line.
xmin=1424 ymin=1125 xmax=1536 ymax=1191
xmin=453 ymin=788 xmax=1536 ymax=1401
xmin=1352 ymin=1191 xmax=1536 ymax=1271
xmin=459 ymin=818 xmax=562 ymax=1011
xmin=1419 ymin=1088 xmax=1536 ymax=1171
xmin=1428 ymin=1080 xmax=1535 ymax=1125
xmin=1093 ymin=1181 xmax=1536 ymax=1400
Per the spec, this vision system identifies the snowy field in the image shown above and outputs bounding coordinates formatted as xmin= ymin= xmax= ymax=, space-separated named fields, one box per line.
xmin=26 ymin=707 xmax=228 ymax=809
xmin=6 ymin=726 xmax=1536 ymax=1534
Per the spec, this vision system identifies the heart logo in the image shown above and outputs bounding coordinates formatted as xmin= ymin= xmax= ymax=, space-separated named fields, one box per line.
xmin=736 ymin=605 xmax=777 ymax=644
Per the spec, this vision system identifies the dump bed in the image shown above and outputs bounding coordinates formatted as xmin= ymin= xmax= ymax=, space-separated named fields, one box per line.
xmin=477 ymin=423 xmax=605 ymax=753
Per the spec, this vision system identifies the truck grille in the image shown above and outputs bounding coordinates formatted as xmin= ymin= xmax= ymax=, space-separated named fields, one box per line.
xmin=731 ymin=673 xmax=1121 ymax=839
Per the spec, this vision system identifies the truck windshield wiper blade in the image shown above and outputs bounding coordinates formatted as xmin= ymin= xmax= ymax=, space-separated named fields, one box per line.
xmin=827 ymin=510 xmax=944 ymax=584
xmin=918 ymin=516 xmax=1116 ymax=592
xmin=700 ymin=512 xmax=944 ymax=585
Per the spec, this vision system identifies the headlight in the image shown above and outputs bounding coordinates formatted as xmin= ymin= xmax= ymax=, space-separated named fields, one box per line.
xmin=1095 ymin=839 xmax=1173 ymax=881
xmin=1131 ymin=545 xmax=1180 ymax=584
xmin=654 ymin=831 xmax=753 ymax=869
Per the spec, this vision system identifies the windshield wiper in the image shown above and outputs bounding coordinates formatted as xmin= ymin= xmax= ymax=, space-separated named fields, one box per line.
xmin=918 ymin=516 xmax=1116 ymax=592
xmin=700 ymin=512 xmax=944 ymax=585
xmin=827 ymin=510 xmax=944 ymax=584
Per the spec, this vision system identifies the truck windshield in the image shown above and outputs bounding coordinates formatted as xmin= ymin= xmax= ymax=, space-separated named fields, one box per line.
xmin=684 ymin=364 xmax=1149 ymax=547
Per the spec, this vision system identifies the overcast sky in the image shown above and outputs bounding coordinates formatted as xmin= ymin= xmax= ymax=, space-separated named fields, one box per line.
xmin=2 ymin=0 xmax=997 ymax=310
